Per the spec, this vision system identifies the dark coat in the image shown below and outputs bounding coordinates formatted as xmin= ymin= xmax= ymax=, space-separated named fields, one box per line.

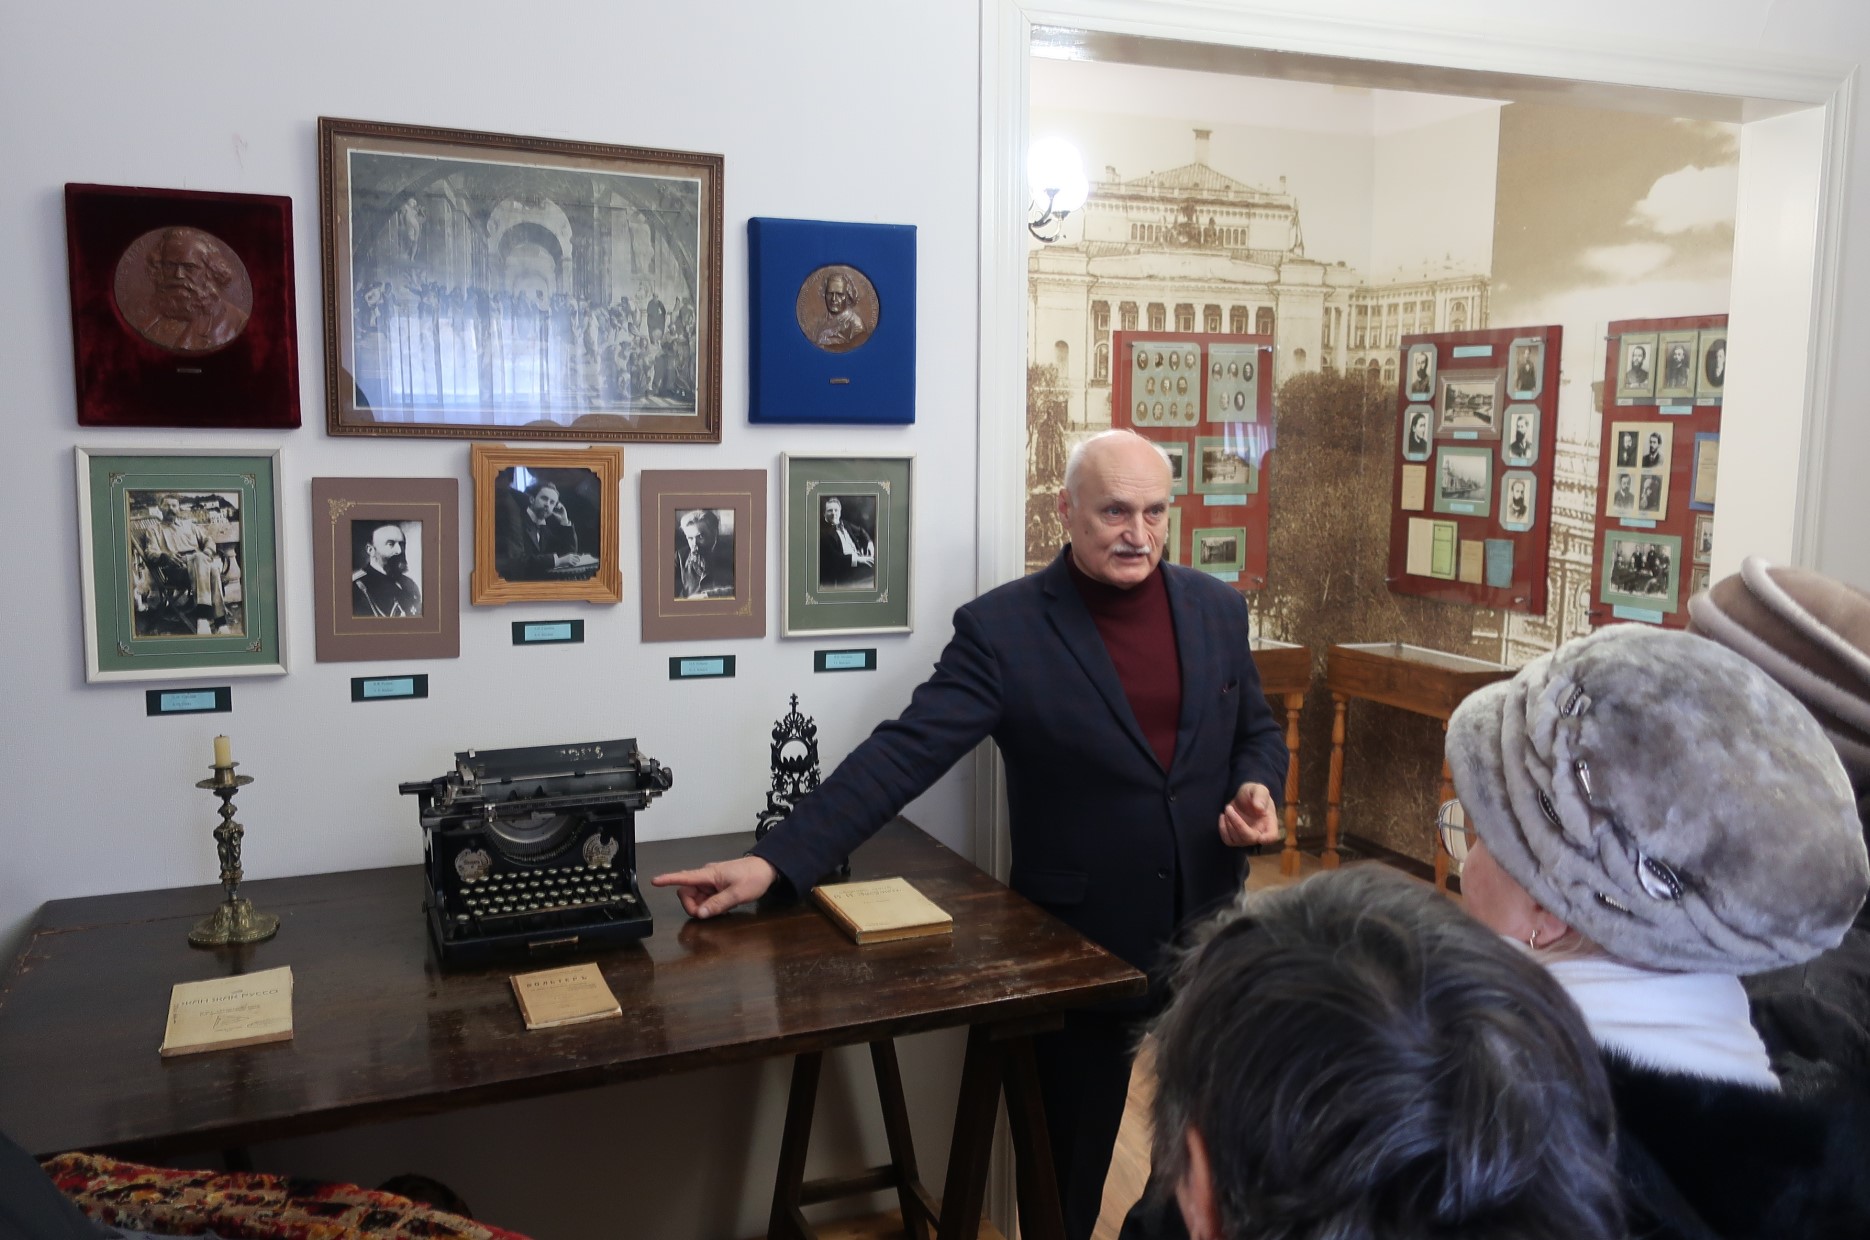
xmin=751 ymin=549 xmax=1288 ymax=987
xmin=1607 ymin=1052 xmax=1870 ymax=1239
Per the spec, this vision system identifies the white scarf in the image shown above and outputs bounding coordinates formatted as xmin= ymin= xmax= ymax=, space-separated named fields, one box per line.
xmin=1541 ymin=952 xmax=1780 ymax=1092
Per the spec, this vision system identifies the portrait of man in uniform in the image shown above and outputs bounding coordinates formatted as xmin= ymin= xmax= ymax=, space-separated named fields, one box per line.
xmin=351 ymin=520 xmax=422 ymax=618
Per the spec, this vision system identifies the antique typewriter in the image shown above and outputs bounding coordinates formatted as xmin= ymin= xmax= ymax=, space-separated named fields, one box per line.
xmin=400 ymin=738 xmax=672 ymax=967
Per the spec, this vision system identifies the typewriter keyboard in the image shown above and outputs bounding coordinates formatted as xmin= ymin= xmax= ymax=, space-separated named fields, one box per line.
xmin=453 ymin=866 xmax=640 ymax=929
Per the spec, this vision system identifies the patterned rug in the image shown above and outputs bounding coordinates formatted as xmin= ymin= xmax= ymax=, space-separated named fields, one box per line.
xmin=43 ymin=1152 xmax=532 ymax=1240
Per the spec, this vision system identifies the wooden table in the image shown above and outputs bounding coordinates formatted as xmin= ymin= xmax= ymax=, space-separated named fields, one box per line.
xmin=1322 ymin=643 xmax=1512 ymax=885
xmin=0 ymin=820 xmax=1144 ymax=1240
xmin=1249 ymin=638 xmax=1314 ymax=877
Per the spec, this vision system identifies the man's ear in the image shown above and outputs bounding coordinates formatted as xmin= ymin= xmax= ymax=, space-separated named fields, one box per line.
xmin=1174 ymin=1127 xmax=1222 ymax=1240
xmin=1056 ymin=486 xmax=1072 ymax=523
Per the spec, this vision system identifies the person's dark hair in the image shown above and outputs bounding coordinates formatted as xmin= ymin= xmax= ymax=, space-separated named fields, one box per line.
xmin=1148 ymin=867 xmax=1623 ymax=1240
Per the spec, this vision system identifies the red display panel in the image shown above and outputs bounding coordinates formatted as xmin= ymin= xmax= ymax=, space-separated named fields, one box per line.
xmin=1111 ymin=331 xmax=1274 ymax=591
xmin=1587 ymin=315 xmax=1725 ymax=630
xmin=1384 ymin=325 xmax=1562 ymax=615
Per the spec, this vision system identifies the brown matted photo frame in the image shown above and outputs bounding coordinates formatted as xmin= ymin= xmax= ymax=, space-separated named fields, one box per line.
xmin=319 ymin=116 xmax=723 ymax=443
xmin=64 ymin=183 xmax=300 ymax=429
xmin=310 ymin=478 xmax=459 ymax=662
xmin=470 ymin=445 xmax=623 ymax=605
xmin=639 ymin=469 xmax=767 ymax=642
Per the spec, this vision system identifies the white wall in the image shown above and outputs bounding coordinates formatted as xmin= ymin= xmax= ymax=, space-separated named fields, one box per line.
xmin=0 ymin=1 xmax=978 ymax=1235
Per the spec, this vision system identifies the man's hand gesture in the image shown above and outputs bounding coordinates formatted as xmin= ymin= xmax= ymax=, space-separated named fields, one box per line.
xmin=651 ymin=855 xmax=778 ymax=919
xmin=1218 ymin=782 xmax=1280 ymax=847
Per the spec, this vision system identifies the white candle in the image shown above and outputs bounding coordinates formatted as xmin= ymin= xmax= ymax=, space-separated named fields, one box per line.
xmin=213 ymin=735 xmax=232 ymax=767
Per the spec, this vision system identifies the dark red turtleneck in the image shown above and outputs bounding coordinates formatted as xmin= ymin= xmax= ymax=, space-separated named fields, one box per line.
xmin=1066 ymin=554 xmax=1182 ymax=770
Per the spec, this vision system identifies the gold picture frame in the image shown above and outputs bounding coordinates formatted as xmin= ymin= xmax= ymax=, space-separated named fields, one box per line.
xmin=469 ymin=444 xmax=623 ymax=606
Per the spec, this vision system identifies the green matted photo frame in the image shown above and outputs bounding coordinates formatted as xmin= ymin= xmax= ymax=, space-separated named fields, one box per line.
xmin=76 ymin=447 xmax=287 ymax=683
xmin=781 ymin=453 xmax=913 ymax=637
xmin=1601 ymin=530 xmax=1683 ymax=615
xmin=1191 ymin=525 xmax=1247 ymax=575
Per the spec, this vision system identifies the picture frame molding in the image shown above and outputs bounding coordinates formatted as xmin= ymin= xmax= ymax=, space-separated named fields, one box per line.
xmin=639 ymin=469 xmax=768 ymax=642
xmin=318 ymin=115 xmax=724 ymax=444
xmin=469 ymin=444 xmax=625 ymax=606
xmin=75 ymin=447 xmax=289 ymax=683
xmin=310 ymin=477 xmax=460 ymax=662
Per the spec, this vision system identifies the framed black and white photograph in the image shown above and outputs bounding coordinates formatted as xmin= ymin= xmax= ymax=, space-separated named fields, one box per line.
xmin=310 ymin=477 xmax=459 ymax=662
xmin=782 ymin=454 xmax=913 ymax=637
xmin=1610 ymin=421 xmax=1672 ymax=520
xmin=469 ymin=445 xmax=623 ymax=605
xmin=639 ymin=469 xmax=765 ymax=642
xmin=1507 ymin=337 xmax=1543 ymax=400
xmin=1602 ymin=530 xmax=1682 ymax=614
xmin=1159 ymin=441 xmax=1189 ymax=496
xmin=1435 ymin=371 xmax=1503 ymax=437
xmin=1691 ymin=432 xmax=1719 ymax=511
xmin=76 ymin=448 xmax=287 ymax=683
xmin=1692 ymin=513 xmax=1714 ymax=566
xmin=1689 ymin=566 xmax=1711 ymax=598
xmin=1502 ymin=404 xmax=1539 ymax=467
xmin=1617 ymin=332 xmax=1659 ymax=400
xmin=1191 ymin=526 xmax=1246 ymax=576
xmin=1499 ymin=470 xmax=1537 ymax=533
xmin=1656 ymin=330 xmax=1699 ymax=400
xmin=1401 ymin=404 xmax=1432 ymax=462
xmin=1163 ymin=505 xmax=1184 ymax=566
xmin=1696 ymin=330 xmax=1727 ymax=399
xmin=1404 ymin=342 xmax=1437 ymax=402
xmin=319 ymin=117 xmax=722 ymax=443
xmin=1193 ymin=436 xmax=1257 ymax=495
xmin=1431 ymin=445 xmax=1494 ymax=516
xmin=1207 ymin=340 xmax=1263 ymax=424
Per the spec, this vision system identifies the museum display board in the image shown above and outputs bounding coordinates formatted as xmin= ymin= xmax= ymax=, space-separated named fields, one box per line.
xmin=1384 ymin=325 xmax=1561 ymax=615
xmin=1110 ymin=330 xmax=1273 ymax=589
xmin=1588 ymin=314 xmax=1725 ymax=629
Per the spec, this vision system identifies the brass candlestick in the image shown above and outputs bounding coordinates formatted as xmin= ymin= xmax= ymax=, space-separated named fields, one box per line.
xmin=189 ymin=761 xmax=278 ymax=947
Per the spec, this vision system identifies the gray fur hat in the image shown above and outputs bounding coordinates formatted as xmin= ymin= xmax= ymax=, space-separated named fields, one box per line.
xmin=1447 ymin=625 xmax=1868 ymax=974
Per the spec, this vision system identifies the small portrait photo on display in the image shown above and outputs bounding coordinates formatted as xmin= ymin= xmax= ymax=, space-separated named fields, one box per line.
xmin=1401 ymin=405 xmax=1432 ymax=462
xmin=1502 ymin=405 xmax=1538 ymax=467
xmin=1638 ymin=471 xmax=1666 ymax=517
xmin=1136 ymin=345 xmax=1149 ymax=370
xmin=1405 ymin=343 xmax=1436 ymax=401
xmin=350 ymin=518 xmax=423 ymax=618
xmin=1606 ymin=470 xmax=1640 ymax=518
xmin=1693 ymin=513 xmax=1714 ymax=565
xmin=128 ymin=488 xmax=246 ymax=638
xmin=1618 ymin=332 xmax=1659 ymax=400
xmin=1159 ymin=441 xmax=1189 ymax=496
xmin=1499 ymin=470 xmax=1536 ymax=533
xmin=672 ymin=507 xmax=736 ymax=601
xmin=1697 ymin=331 xmax=1727 ymax=398
xmin=817 ymin=492 xmax=878 ymax=592
xmin=1657 ymin=330 xmax=1699 ymax=400
xmin=1508 ymin=338 xmax=1542 ymax=399
xmin=1615 ymin=429 xmax=1639 ymax=469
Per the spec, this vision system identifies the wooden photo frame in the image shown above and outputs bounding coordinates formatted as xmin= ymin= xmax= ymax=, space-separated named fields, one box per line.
xmin=470 ymin=445 xmax=623 ymax=605
xmin=76 ymin=448 xmax=287 ymax=683
xmin=310 ymin=478 xmax=459 ymax=662
xmin=781 ymin=454 xmax=913 ymax=637
xmin=319 ymin=117 xmax=722 ymax=443
xmin=639 ymin=469 xmax=767 ymax=642
xmin=64 ymin=184 xmax=299 ymax=429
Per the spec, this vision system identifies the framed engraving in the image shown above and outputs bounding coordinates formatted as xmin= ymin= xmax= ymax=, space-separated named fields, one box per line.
xmin=469 ymin=445 xmax=624 ymax=605
xmin=639 ymin=469 xmax=767 ymax=642
xmin=781 ymin=454 xmax=914 ymax=637
xmin=75 ymin=448 xmax=287 ymax=683
xmin=748 ymin=217 xmax=915 ymax=424
xmin=310 ymin=477 xmax=459 ymax=662
xmin=320 ymin=117 xmax=722 ymax=443
xmin=64 ymin=184 xmax=299 ymax=429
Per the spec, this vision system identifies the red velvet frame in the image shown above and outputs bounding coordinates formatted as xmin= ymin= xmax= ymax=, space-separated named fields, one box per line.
xmin=64 ymin=183 xmax=300 ymax=429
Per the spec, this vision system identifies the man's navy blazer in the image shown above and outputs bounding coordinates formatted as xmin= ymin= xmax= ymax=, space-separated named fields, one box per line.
xmin=752 ymin=548 xmax=1289 ymax=984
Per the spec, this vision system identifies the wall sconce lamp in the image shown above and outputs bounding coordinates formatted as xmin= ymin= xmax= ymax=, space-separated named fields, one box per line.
xmin=1028 ymin=136 xmax=1088 ymax=243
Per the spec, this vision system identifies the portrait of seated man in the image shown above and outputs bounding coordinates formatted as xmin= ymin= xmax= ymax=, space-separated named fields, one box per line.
xmin=493 ymin=474 xmax=597 ymax=582
xmin=673 ymin=507 xmax=736 ymax=600
xmin=351 ymin=520 xmax=422 ymax=618
xmin=135 ymin=493 xmax=231 ymax=636
xmin=817 ymin=494 xmax=876 ymax=591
